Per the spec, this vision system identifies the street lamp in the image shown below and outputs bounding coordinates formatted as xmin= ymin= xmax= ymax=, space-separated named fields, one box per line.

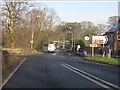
xmin=69 ymin=27 xmax=74 ymax=50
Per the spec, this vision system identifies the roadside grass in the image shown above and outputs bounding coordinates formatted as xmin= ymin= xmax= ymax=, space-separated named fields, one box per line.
xmin=2 ymin=50 xmax=24 ymax=83
xmin=2 ymin=48 xmax=42 ymax=56
xmin=84 ymin=56 xmax=120 ymax=66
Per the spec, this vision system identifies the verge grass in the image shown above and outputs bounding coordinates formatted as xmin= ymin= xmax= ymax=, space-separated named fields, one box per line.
xmin=84 ymin=56 xmax=120 ymax=66
xmin=2 ymin=51 xmax=23 ymax=83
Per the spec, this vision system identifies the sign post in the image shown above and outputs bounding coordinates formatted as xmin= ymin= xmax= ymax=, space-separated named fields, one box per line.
xmin=92 ymin=47 xmax=94 ymax=57
xmin=84 ymin=35 xmax=90 ymax=56
xmin=85 ymin=35 xmax=108 ymax=57
xmin=92 ymin=36 xmax=108 ymax=57
xmin=108 ymin=46 xmax=112 ymax=58
xmin=102 ymin=44 xmax=105 ymax=57
xmin=90 ymin=44 xmax=98 ymax=57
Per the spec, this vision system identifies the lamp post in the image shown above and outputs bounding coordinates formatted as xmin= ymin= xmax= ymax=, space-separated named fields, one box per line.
xmin=69 ymin=27 xmax=74 ymax=50
xmin=30 ymin=15 xmax=40 ymax=49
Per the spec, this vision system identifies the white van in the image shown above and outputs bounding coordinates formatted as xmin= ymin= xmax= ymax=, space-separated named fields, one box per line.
xmin=48 ymin=44 xmax=56 ymax=52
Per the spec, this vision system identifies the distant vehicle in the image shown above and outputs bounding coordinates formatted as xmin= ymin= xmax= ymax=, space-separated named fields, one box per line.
xmin=48 ymin=44 xmax=56 ymax=52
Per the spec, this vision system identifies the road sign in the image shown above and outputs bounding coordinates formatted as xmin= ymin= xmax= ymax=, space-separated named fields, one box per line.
xmin=92 ymin=40 xmax=104 ymax=44
xmin=84 ymin=36 xmax=90 ymax=41
xmin=90 ymin=44 xmax=98 ymax=47
xmin=92 ymin=36 xmax=108 ymax=44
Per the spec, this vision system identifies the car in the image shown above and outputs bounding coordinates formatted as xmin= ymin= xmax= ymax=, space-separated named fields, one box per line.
xmin=48 ymin=44 xmax=56 ymax=53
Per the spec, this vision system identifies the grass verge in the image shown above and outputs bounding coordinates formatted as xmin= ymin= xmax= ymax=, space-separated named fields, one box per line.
xmin=2 ymin=53 xmax=24 ymax=83
xmin=2 ymin=48 xmax=42 ymax=56
xmin=84 ymin=56 xmax=120 ymax=66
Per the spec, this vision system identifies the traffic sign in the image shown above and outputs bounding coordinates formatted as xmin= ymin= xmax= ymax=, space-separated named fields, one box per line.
xmin=92 ymin=36 xmax=108 ymax=44
xmin=90 ymin=44 xmax=98 ymax=47
xmin=84 ymin=36 xmax=90 ymax=41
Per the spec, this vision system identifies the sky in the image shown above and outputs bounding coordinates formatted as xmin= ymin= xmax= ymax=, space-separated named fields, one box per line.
xmin=0 ymin=0 xmax=119 ymax=25
xmin=38 ymin=1 xmax=118 ymax=25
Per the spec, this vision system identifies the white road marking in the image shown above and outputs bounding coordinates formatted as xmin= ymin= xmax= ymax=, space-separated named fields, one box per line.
xmin=61 ymin=64 xmax=110 ymax=89
xmin=53 ymin=51 xmax=59 ymax=56
xmin=85 ymin=60 xmax=117 ymax=68
xmin=61 ymin=62 xmax=120 ymax=89
xmin=1 ymin=58 xmax=26 ymax=89
xmin=68 ymin=53 xmax=71 ymax=56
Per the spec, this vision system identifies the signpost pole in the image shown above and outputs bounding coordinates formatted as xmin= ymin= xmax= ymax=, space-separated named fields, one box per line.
xmin=108 ymin=47 xmax=111 ymax=58
xmin=92 ymin=47 xmax=94 ymax=57
xmin=103 ymin=44 xmax=105 ymax=57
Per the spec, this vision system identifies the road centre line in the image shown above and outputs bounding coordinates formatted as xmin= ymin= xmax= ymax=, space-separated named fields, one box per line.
xmin=60 ymin=62 xmax=120 ymax=90
xmin=53 ymin=50 xmax=59 ymax=56
xmin=62 ymin=62 xmax=120 ymax=89
xmin=68 ymin=53 xmax=71 ymax=56
xmin=61 ymin=63 xmax=110 ymax=89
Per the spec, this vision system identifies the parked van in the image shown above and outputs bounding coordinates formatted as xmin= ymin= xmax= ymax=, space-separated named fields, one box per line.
xmin=48 ymin=44 xmax=56 ymax=52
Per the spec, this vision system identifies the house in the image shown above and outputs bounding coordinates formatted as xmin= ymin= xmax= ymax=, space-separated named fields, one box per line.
xmin=104 ymin=24 xmax=120 ymax=55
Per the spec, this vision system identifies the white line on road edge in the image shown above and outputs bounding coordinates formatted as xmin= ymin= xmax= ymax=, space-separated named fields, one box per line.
xmin=61 ymin=62 xmax=120 ymax=89
xmin=0 ymin=58 xmax=27 ymax=89
xmin=83 ymin=59 xmax=117 ymax=68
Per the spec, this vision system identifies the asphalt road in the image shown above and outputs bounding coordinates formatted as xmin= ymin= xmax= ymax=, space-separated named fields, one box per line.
xmin=3 ymin=49 xmax=120 ymax=89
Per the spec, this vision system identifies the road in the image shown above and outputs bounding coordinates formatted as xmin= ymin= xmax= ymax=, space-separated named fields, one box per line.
xmin=3 ymin=49 xmax=120 ymax=89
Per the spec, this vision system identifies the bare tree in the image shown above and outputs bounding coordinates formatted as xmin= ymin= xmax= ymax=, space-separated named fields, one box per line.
xmin=107 ymin=16 xmax=119 ymax=27
xmin=25 ymin=6 xmax=61 ymax=50
xmin=2 ymin=1 xmax=30 ymax=48
xmin=97 ymin=24 xmax=108 ymax=35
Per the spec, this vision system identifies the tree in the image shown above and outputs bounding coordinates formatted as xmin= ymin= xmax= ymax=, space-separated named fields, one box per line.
xmin=97 ymin=24 xmax=108 ymax=35
xmin=2 ymin=1 xmax=30 ymax=48
xmin=80 ymin=21 xmax=98 ymax=37
xmin=25 ymin=7 xmax=61 ymax=50
xmin=107 ymin=16 xmax=119 ymax=27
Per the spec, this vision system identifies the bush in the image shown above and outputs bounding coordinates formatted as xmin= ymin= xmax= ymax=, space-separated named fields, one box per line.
xmin=75 ymin=39 xmax=85 ymax=49
xmin=65 ymin=39 xmax=86 ymax=50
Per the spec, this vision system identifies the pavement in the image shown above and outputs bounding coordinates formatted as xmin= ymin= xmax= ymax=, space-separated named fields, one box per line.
xmin=2 ymin=49 xmax=120 ymax=89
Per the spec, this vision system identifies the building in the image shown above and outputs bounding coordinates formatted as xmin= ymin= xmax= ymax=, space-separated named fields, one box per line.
xmin=105 ymin=24 xmax=120 ymax=55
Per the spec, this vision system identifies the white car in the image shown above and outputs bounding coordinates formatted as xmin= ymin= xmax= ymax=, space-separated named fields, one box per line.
xmin=48 ymin=44 xmax=56 ymax=52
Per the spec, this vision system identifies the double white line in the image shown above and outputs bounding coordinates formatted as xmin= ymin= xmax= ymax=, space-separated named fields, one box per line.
xmin=61 ymin=62 xmax=120 ymax=90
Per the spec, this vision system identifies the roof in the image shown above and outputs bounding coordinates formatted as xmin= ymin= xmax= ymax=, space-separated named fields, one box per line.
xmin=105 ymin=23 xmax=120 ymax=34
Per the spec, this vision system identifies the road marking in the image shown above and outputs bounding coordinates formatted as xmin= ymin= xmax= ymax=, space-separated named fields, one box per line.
xmin=61 ymin=62 xmax=120 ymax=90
xmin=68 ymin=53 xmax=71 ymax=56
xmin=1 ymin=58 xmax=26 ymax=89
xmin=53 ymin=51 xmax=59 ymax=56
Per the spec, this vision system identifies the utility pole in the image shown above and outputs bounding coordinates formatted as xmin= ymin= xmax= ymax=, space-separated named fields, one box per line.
xmin=30 ymin=14 xmax=33 ymax=49
xmin=30 ymin=14 xmax=40 ymax=49
xmin=30 ymin=30 xmax=34 ymax=49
